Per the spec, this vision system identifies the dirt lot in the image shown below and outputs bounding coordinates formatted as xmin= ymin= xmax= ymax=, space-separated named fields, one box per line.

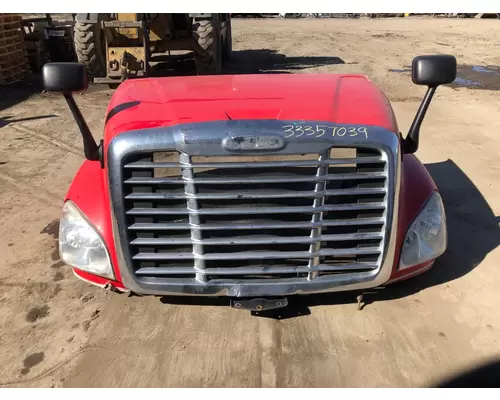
xmin=0 ymin=16 xmax=499 ymax=388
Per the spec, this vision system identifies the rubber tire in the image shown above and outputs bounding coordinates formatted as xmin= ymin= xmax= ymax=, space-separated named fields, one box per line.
xmin=222 ymin=18 xmax=232 ymax=63
xmin=193 ymin=19 xmax=222 ymax=74
xmin=73 ymin=21 xmax=106 ymax=78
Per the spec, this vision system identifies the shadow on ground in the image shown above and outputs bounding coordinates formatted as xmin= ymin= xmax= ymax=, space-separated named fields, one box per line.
xmin=432 ymin=357 xmax=500 ymax=388
xmin=227 ymin=49 xmax=346 ymax=74
xmin=150 ymin=49 xmax=346 ymax=76
xmin=160 ymin=159 xmax=499 ymax=319
xmin=0 ymin=114 xmax=56 ymax=128
xmin=0 ymin=78 xmax=43 ymax=113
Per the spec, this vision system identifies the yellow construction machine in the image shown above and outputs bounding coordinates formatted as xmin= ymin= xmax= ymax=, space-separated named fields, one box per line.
xmin=73 ymin=13 xmax=231 ymax=84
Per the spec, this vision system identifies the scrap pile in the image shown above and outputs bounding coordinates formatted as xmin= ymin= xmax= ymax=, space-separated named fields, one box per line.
xmin=0 ymin=13 xmax=31 ymax=85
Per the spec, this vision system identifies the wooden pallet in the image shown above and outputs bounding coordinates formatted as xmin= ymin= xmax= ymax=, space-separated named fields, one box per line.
xmin=0 ymin=58 xmax=29 ymax=73
xmin=0 ymin=14 xmax=30 ymax=85
xmin=0 ymin=41 xmax=24 ymax=55
xmin=0 ymin=68 xmax=31 ymax=85
xmin=0 ymin=50 xmax=28 ymax=66
xmin=0 ymin=30 xmax=24 ymax=45
xmin=0 ymin=24 xmax=24 ymax=35
xmin=0 ymin=14 xmax=22 ymax=21
xmin=0 ymin=14 xmax=22 ymax=26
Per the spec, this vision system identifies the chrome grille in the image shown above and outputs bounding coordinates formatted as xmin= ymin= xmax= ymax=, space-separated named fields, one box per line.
xmin=121 ymin=148 xmax=389 ymax=282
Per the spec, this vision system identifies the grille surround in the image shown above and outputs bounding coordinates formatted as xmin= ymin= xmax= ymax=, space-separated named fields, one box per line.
xmin=108 ymin=120 xmax=401 ymax=297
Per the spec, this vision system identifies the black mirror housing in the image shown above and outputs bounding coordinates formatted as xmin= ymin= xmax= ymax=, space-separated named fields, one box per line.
xmin=42 ymin=62 xmax=99 ymax=163
xmin=412 ymin=55 xmax=457 ymax=87
xmin=42 ymin=62 xmax=89 ymax=94
xmin=405 ymin=54 xmax=457 ymax=154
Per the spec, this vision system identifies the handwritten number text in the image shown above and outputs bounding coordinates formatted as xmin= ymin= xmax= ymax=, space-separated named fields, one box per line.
xmin=281 ymin=125 xmax=369 ymax=139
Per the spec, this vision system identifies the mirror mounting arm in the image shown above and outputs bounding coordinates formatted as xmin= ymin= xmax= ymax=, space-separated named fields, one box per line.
xmin=404 ymin=85 xmax=437 ymax=154
xmin=63 ymin=93 xmax=100 ymax=162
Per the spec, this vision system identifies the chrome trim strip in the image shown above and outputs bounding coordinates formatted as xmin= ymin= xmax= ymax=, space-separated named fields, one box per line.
xmin=125 ymin=202 xmax=386 ymax=216
xmin=130 ymin=232 xmax=383 ymax=246
xmin=124 ymin=156 xmax=384 ymax=169
xmin=108 ymin=120 xmax=401 ymax=297
xmin=128 ymin=217 xmax=385 ymax=231
xmin=124 ymin=186 xmax=386 ymax=200
xmin=308 ymin=150 xmax=329 ymax=280
xmin=124 ymin=171 xmax=386 ymax=185
xmin=135 ymin=263 xmax=378 ymax=276
xmin=179 ymin=152 xmax=206 ymax=283
xmin=132 ymin=247 xmax=381 ymax=261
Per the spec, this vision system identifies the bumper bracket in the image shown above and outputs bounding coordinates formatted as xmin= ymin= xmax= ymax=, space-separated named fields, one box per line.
xmin=230 ymin=297 xmax=288 ymax=312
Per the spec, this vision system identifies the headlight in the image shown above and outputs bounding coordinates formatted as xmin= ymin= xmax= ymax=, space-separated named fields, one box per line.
xmin=59 ymin=201 xmax=114 ymax=280
xmin=399 ymin=191 xmax=447 ymax=270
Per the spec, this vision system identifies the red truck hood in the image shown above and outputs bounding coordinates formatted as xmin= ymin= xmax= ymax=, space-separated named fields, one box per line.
xmin=104 ymin=73 xmax=399 ymax=142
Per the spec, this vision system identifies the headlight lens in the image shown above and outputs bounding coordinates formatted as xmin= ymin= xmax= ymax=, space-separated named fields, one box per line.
xmin=59 ymin=201 xmax=114 ymax=279
xmin=400 ymin=191 xmax=447 ymax=270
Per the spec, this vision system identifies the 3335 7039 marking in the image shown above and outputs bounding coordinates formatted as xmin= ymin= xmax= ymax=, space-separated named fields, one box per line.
xmin=282 ymin=125 xmax=369 ymax=139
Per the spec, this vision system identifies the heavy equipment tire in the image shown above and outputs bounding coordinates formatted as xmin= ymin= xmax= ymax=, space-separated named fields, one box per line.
xmin=73 ymin=21 xmax=106 ymax=77
xmin=222 ymin=18 xmax=232 ymax=62
xmin=193 ymin=19 xmax=222 ymax=74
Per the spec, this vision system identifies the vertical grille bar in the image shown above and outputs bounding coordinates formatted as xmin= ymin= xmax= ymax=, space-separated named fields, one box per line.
xmin=180 ymin=153 xmax=206 ymax=282
xmin=307 ymin=150 xmax=329 ymax=280
xmin=376 ymin=151 xmax=389 ymax=269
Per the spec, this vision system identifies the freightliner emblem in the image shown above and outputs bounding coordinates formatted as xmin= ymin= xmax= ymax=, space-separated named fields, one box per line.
xmin=223 ymin=136 xmax=285 ymax=151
